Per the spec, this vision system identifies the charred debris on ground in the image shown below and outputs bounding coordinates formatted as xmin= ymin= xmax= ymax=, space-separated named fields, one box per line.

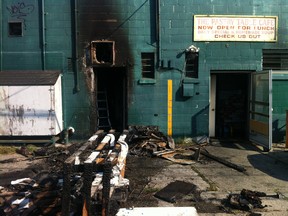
xmin=0 ymin=126 xmax=280 ymax=215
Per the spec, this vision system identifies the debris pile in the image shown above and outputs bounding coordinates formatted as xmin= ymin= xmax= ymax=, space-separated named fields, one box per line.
xmin=127 ymin=128 xmax=247 ymax=172
xmin=0 ymin=175 xmax=62 ymax=215
xmin=226 ymin=189 xmax=267 ymax=211
xmin=128 ymin=125 xmax=175 ymax=157
xmin=0 ymin=130 xmax=130 ymax=216
xmin=3 ymin=127 xmax=276 ymax=216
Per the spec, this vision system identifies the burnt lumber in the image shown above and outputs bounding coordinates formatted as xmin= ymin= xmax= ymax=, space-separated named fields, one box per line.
xmin=61 ymin=130 xmax=105 ymax=216
xmin=0 ymin=129 xmax=130 ymax=216
xmin=61 ymin=130 xmax=130 ymax=216
xmin=0 ymin=175 xmax=63 ymax=216
xmin=128 ymin=125 xmax=174 ymax=156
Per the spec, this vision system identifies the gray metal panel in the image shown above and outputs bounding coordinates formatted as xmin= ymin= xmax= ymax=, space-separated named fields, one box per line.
xmin=0 ymin=70 xmax=61 ymax=85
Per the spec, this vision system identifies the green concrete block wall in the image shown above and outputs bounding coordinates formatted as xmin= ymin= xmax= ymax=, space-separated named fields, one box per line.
xmin=1 ymin=0 xmax=91 ymax=137
xmin=273 ymin=80 xmax=288 ymax=142
xmin=2 ymin=0 xmax=288 ymax=139
xmin=126 ymin=0 xmax=288 ymax=138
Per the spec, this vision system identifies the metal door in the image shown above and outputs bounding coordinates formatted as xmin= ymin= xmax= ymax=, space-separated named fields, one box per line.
xmin=249 ymin=70 xmax=272 ymax=150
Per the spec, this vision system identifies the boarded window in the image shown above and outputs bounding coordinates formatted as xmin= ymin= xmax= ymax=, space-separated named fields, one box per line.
xmin=8 ymin=21 xmax=23 ymax=36
xmin=263 ymin=49 xmax=288 ymax=70
xmin=141 ymin=53 xmax=155 ymax=79
xmin=185 ymin=52 xmax=199 ymax=78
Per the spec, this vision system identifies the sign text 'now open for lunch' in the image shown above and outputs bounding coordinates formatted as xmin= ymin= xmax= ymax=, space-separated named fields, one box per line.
xmin=194 ymin=15 xmax=278 ymax=42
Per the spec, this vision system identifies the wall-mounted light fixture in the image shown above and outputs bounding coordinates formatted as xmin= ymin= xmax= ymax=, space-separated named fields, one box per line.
xmin=185 ymin=45 xmax=200 ymax=53
xmin=185 ymin=45 xmax=199 ymax=79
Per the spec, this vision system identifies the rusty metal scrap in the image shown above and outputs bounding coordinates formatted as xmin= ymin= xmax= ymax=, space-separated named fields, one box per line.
xmin=227 ymin=189 xmax=268 ymax=211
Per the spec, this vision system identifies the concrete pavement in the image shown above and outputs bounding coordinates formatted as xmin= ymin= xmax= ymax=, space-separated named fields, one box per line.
xmin=134 ymin=139 xmax=288 ymax=215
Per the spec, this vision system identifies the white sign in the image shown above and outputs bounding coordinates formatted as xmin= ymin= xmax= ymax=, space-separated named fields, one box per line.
xmin=194 ymin=15 xmax=277 ymax=42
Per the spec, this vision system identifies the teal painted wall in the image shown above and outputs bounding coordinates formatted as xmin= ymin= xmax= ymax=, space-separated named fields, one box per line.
xmin=1 ymin=0 xmax=288 ymax=140
xmin=272 ymin=78 xmax=288 ymax=142
xmin=1 ymin=0 xmax=91 ymax=138
xmin=127 ymin=0 xmax=288 ymax=137
xmin=126 ymin=0 xmax=288 ymax=138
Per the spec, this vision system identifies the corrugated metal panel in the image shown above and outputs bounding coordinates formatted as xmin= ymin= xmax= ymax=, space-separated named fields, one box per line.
xmin=0 ymin=70 xmax=61 ymax=86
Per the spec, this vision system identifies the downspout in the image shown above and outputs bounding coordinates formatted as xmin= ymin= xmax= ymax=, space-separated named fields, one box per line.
xmin=156 ymin=0 xmax=161 ymax=68
xmin=41 ymin=0 xmax=46 ymax=70
xmin=73 ymin=0 xmax=80 ymax=92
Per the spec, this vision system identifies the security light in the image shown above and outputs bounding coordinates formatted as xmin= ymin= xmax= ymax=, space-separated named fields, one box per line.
xmin=186 ymin=45 xmax=200 ymax=53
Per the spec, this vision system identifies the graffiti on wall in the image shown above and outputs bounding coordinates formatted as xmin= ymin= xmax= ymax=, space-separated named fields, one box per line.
xmin=6 ymin=2 xmax=34 ymax=26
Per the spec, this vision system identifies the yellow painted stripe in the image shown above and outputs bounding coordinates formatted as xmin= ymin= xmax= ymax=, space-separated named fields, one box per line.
xmin=167 ymin=80 xmax=172 ymax=136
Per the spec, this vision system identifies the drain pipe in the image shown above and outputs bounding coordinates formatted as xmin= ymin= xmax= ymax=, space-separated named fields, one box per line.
xmin=72 ymin=0 xmax=80 ymax=92
xmin=156 ymin=0 xmax=161 ymax=68
xmin=41 ymin=0 xmax=46 ymax=70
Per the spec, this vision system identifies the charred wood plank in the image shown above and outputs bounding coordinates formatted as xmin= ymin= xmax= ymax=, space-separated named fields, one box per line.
xmin=61 ymin=131 xmax=104 ymax=216
xmin=102 ymin=161 xmax=112 ymax=216
xmin=81 ymin=132 xmax=115 ymax=216
xmin=65 ymin=130 xmax=105 ymax=164
xmin=153 ymin=149 xmax=175 ymax=156
xmin=82 ymin=162 xmax=94 ymax=216
xmin=0 ymin=191 xmax=16 ymax=197
xmin=61 ymin=161 xmax=73 ymax=216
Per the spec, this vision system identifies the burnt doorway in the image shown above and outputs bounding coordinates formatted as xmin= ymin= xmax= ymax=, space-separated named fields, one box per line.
xmin=96 ymin=67 xmax=127 ymax=132
xmin=214 ymin=73 xmax=249 ymax=139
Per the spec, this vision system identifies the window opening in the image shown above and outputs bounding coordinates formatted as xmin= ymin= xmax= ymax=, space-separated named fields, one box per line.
xmin=91 ymin=41 xmax=115 ymax=65
xmin=263 ymin=49 xmax=288 ymax=70
xmin=141 ymin=53 xmax=155 ymax=79
xmin=8 ymin=21 xmax=23 ymax=36
xmin=185 ymin=52 xmax=199 ymax=78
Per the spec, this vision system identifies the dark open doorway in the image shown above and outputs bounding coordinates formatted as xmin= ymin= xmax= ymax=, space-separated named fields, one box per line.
xmin=215 ymin=73 xmax=249 ymax=139
xmin=95 ymin=67 xmax=127 ymax=132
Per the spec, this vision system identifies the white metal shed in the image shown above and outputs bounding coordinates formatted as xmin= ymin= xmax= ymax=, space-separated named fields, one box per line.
xmin=0 ymin=70 xmax=63 ymax=136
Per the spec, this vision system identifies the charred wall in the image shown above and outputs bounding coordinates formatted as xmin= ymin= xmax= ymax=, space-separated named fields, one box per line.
xmin=77 ymin=0 xmax=133 ymax=68
xmin=76 ymin=0 xmax=134 ymax=132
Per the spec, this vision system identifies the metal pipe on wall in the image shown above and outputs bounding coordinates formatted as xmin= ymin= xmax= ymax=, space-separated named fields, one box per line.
xmin=73 ymin=0 xmax=80 ymax=92
xmin=41 ymin=0 xmax=46 ymax=70
xmin=156 ymin=0 xmax=161 ymax=68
